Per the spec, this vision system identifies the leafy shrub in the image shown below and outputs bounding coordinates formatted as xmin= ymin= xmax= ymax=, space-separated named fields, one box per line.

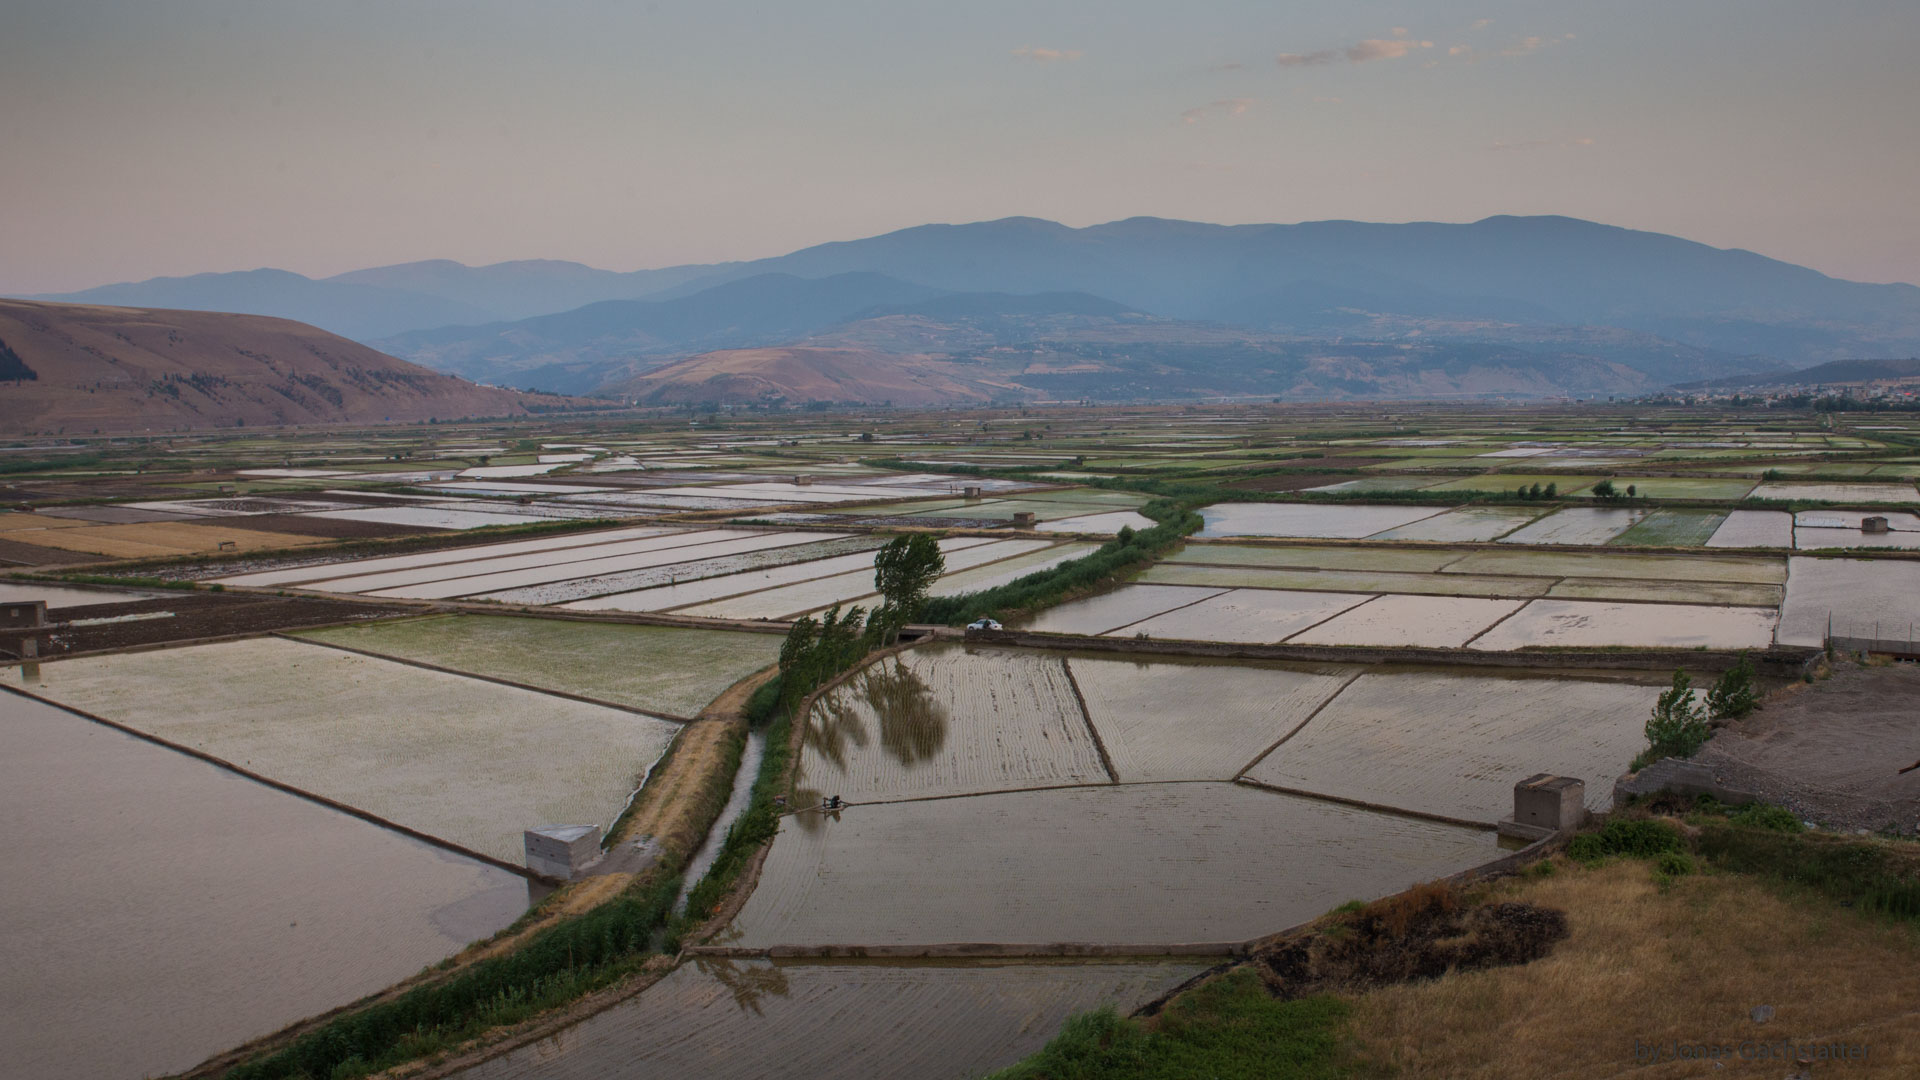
xmin=1567 ymin=819 xmax=1684 ymax=865
xmin=1729 ymin=802 xmax=1804 ymax=833
xmin=1655 ymin=851 xmax=1696 ymax=877
xmin=1644 ymin=669 xmax=1710 ymax=760
xmin=1706 ymin=653 xmax=1760 ymax=720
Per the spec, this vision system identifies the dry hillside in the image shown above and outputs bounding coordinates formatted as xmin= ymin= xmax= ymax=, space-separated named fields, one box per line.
xmin=613 ymin=346 xmax=1029 ymax=407
xmin=0 ymin=299 xmax=578 ymax=433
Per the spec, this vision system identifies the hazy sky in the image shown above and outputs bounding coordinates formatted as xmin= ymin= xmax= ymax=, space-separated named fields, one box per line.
xmin=4 ymin=0 xmax=1916 ymax=293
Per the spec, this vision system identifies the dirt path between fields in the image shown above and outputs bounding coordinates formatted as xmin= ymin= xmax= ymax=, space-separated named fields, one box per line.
xmin=177 ymin=663 xmax=777 ymax=1080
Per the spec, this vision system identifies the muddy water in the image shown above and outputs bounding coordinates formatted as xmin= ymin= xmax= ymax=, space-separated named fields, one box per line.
xmin=678 ymin=729 xmax=767 ymax=911
xmin=459 ymin=958 xmax=1205 ymax=1080
xmin=0 ymin=693 xmax=525 ymax=1080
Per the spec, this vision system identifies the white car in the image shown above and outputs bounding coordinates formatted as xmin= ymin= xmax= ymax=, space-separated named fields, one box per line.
xmin=966 ymin=618 xmax=1003 ymax=631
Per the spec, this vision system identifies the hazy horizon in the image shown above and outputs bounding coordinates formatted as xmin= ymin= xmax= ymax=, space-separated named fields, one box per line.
xmin=5 ymin=0 xmax=1916 ymax=294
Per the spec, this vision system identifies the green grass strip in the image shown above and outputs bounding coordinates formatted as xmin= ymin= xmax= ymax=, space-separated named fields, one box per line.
xmin=985 ymin=969 xmax=1350 ymax=1080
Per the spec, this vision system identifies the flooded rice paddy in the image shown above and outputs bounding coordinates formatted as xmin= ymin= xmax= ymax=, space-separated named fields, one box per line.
xmin=1069 ymin=657 xmax=1352 ymax=781
xmin=1495 ymin=507 xmax=1647 ymax=545
xmin=1241 ymin=672 xmax=1664 ymax=821
xmin=1287 ymin=594 xmax=1525 ymax=648
xmin=797 ymin=648 xmax=1107 ymax=803
xmin=729 ymin=782 xmax=1494 ymax=948
xmin=1466 ymin=599 xmax=1778 ymax=651
xmin=565 ymin=537 xmax=1000 ymax=614
xmin=1119 ymin=587 xmax=1372 ymax=642
xmin=461 ymin=958 xmax=1204 ymax=1080
xmin=6 ymin=637 xmax=680 ymax=863
xmin=674 ymin=538 xmax=1060 ymax=620
xmin=1706 ymin=510 xmax=1795 ymax=548
xmin=1198 ymin=502 xmax=1445 ymax=539
xmin=296 ymin=614 xmax=779 ymax=718
xmin=1777 ymin=557 xmax=1920 ymax=647
xmin=1018 ymin=583 xmax=1225 ymax=635
xmin=2 ymin=693 xmax=523 ymax=1080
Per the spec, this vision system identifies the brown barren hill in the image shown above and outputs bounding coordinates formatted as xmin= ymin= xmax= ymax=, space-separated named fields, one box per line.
xmin=0 ymin=299 xmax=586 ymax=433
xmin=612 ymin=346 xmax=1030 ymax=407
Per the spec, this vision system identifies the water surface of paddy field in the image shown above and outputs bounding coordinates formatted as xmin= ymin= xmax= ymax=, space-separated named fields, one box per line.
xmin=0 ymin=581 xmax=163 ymax=607
xmin=1365 ymin=505 xmax=1544 ymax=542
xmin=296 ymin=615 xmax=779 ymax=717
xmin=797 ymin=646 xmax=1108 ymax=803
xmin=5 ymin=638 xmax=679 ymax=863
xmin=1167 ymin=543 xmax=1464 ymax=573
xmin=474 ymin=535 xmax=891 ymax=606
xmin=1069 ymin=657 xmax=1352 ymax=781
xmin=1705 ymin=509 xmax=1795 ymax=548
xmin=927 ymin=542 xmax=1098 ymax=596
xmin=1466 ymin=598 xmax=1779 ymax=651
xmin=1287 ymin=594 xmax=1526 ymax=647
xmin=1540 ymin=578 xmax=1783 ymax=607
xmin=1032 ymin=509 xmax=1157 ymax=534
xmin=674 ymin=538 xmax=1061 ymax=620
xmin=1 ymin=694 xmax=524 ymax=1080
xmin=1750 ymin=481 xmax=1918 ymax=503
xmin=1118 ymin=587 xmax=1372 ymax=642
xmin=728 ymin=782 xmax=1493 ymax=948
xmin=356 ymin=531 xmax=841 ymax=600
xmin=1439 ymin=549 xmax=1786 ymax=584
xmin=1017 ymin=583 xmax=1226 ymax=635
xmin=1777 ymin=557 xmax=1920 ymax=647
xmin=1139 ymin=563 xmax=1556 ymax=598
xmin=459 ymin=958 xmax=1206 ymax=1080
xmin=213 ymin=524 xmax=679 ymax=588
xmin=1495 ymin=507 xmax=1646 ymax=545
xmin=1198 ymin=502 xmax=1445 ymax=539
xmin=1241 ymin=671 xmax=1664 ymax=822
xmin=566 ymin=537 xmax=1001 ymax=613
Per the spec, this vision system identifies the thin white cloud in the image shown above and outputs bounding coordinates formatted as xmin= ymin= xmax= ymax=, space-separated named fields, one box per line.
xmin=1278 ymin=32 xmax=1435 ymax=68
xmin=1472 ymin=18 xmax=1493 ymax=30
xmin=1012 ymin=46 xmax=1082 ymax=62
xmin=1181 ymin=98 xmax=1255 ymax=124
xmin=1347 ymin=38 xmax=1434 ymax=62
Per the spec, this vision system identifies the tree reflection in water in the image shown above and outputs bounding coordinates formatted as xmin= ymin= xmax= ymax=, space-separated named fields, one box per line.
xmin=695 ymin=956 xmax=792 ymax=1015
xmin=792 ymin=658 xmax=948 ymax=831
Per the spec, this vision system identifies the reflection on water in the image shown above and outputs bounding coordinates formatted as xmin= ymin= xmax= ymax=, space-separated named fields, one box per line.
xmin=0 ymin=693 xmax=525 ymax=1080
xmin=795 ymin=659 xmax=947 ymax=826
xmin=695 ymin=956 xmax=792 ymax=1015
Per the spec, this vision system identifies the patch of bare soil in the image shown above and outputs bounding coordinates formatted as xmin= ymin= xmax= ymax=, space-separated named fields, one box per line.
xmin=11 ymin=593 xmax=417 ymax=658
xmin=1141 ymin=884 xmax=1568 ymax=1018
xmin=0 ymin=537 xmax=100 ymax=566
xmin=1696 ymin=662 xmax=1920 ymax=834
xmin=235 ymin=513 xmax=443 ymax=539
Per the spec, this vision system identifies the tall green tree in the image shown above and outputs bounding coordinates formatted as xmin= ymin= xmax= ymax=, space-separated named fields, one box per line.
xmin=872 ymin=534 xmax=945 ymax=643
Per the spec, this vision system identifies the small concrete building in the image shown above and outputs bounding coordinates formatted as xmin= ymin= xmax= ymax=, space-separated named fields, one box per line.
xmin=1862 ymin=516 xmax=1890 ymax=534
xmin=1011 ymin=511 xmax=1038 ymax=528
xmin=524 ymin=824 xmax=602 ymax=880
xmin=0 ymin=601 xmax=46 ymax=630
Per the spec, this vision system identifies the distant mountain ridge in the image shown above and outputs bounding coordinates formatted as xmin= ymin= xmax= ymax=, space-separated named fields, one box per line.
xmin=17 ymin=215 xmax=1920 ymax=404
xmin=0 ymin=299 xmax=579 ymax=434
xmin=1677 ymin=357 xmax=1920 ymax=390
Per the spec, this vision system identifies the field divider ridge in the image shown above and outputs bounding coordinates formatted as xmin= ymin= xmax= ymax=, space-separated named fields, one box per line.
xmin=1233 ymin=774 xmax=1497 ymax=831
xmin=0 ymin=680 xmax=557 ymax=883
xmin=273 ymin=631 xmax=695 ymax=723
xmin=1058 ymin=656 xmax=1118 ymax=784
xmin=1232 ymin=670 xmax=1362 ymax=780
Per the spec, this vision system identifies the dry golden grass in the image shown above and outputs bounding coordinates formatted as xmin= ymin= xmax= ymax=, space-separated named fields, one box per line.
xmin=0 ymin=512 xmax=90 ymax=533
xmin=1 ymin=520 xmax=323 ymax=557
xmin=1347 ymin=859 xmax=1920 ymax=1077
